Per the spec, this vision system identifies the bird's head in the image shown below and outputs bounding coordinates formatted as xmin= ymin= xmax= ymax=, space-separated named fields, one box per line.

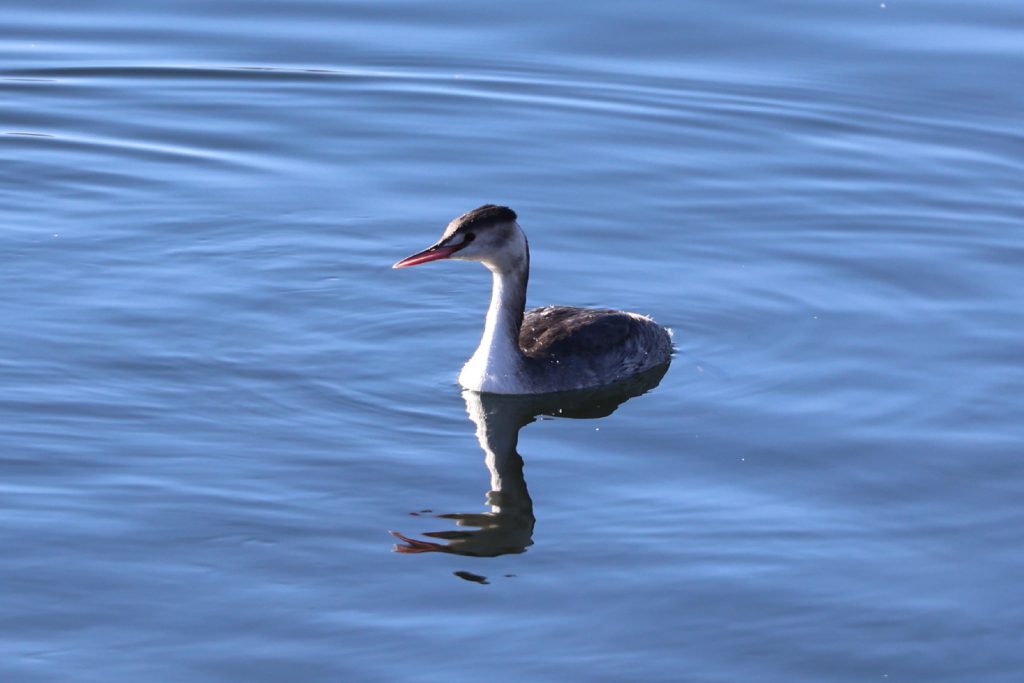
xmin=393 ymin=205 xmax=527 ymax=273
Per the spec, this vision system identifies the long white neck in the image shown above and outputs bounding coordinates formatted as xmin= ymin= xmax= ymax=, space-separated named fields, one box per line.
xmin=458 ymin=235 xmax=530 ymax=393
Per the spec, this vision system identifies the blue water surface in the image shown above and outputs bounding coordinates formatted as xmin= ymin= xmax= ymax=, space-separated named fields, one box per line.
xmin=2 ymin=1 xmax=1023 ymax=681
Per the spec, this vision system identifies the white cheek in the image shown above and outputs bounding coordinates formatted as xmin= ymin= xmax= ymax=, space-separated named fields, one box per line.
xmin=452 ymin=238 xmax=494 ymax=261
xmin=452 ymin=243 xmax=481 ymax=260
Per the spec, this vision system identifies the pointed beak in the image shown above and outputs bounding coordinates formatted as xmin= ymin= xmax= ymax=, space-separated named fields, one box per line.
xmin=392 ymin=242 xmax=462 ymax=269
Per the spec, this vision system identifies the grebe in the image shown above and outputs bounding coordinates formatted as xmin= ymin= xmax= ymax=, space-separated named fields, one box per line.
xmin=393 ymin=205 xmax=672 ymax=394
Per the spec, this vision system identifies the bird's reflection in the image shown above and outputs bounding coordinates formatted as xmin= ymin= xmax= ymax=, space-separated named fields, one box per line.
xmin=391 ymin=363 xmax=669 ymax=558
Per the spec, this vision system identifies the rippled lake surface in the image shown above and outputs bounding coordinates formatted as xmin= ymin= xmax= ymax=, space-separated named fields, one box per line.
xmin=3 ymin=1 xmax=1023 ymax=681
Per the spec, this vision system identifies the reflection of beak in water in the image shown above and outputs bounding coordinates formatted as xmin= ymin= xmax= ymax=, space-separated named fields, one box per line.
xmin=391 ymin=388 xmax=534 ymax=557
xmin=392 ymin=362 xmax=670 ymax=558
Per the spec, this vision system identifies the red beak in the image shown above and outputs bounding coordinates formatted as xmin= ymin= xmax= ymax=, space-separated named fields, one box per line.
xmin=392 ymin=243 xmax=461 ymax=269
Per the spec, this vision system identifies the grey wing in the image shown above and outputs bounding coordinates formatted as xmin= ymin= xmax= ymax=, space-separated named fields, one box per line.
xmin=519 ymin=306 xmax=671 ymax=366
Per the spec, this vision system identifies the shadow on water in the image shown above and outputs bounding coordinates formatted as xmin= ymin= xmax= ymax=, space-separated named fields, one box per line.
xmin=390 ymin=363 xmax=670 ymax=563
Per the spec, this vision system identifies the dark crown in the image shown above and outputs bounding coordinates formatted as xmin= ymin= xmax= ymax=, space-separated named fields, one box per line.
xmin=452 ymin=205 xmax=517 ymax=231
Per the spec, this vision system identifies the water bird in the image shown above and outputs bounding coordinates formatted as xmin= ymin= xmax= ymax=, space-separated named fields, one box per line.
xmin=393 ymin=205 xmax=672 ymax=394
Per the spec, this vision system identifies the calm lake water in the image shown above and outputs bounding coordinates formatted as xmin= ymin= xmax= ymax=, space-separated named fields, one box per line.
xmin=3 ymin=1 xmax=1023 ymax=681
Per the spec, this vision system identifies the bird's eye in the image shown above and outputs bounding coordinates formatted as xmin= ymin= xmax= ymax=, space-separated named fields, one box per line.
xmin=464 ymin=232 xmax=476 ymax=243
